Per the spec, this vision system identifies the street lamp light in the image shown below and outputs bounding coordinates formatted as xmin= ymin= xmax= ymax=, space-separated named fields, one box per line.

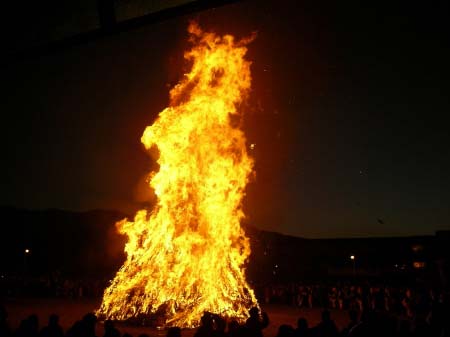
xmin=24 ymin=248 xmax=31 ymax=275
xmin=350 ymin=255 xmax=356 ymax=276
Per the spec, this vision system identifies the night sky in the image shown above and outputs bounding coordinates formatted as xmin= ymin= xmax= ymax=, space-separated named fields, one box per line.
xmin=2 ymin=1 xmax=449 ymax=238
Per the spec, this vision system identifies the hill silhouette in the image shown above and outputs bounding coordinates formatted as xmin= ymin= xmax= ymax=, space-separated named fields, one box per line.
xmin=1 ymin=207 xmax=448 ymax=284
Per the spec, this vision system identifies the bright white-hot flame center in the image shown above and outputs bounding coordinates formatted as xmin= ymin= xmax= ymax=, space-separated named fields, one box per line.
xmin=97 ymin=23 xmax=258 ymax=327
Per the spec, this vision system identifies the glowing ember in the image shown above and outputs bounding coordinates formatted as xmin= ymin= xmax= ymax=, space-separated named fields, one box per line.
xmin=97 ymin=23 xmax=258 ymax=327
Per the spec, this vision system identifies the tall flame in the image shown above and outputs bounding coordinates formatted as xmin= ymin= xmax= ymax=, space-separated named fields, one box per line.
xmin=97 ymin=23 xmax=258 ymax=327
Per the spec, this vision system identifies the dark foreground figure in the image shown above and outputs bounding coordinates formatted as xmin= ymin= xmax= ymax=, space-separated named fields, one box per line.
xmin=1 ymin=299 xmax=450 ymax=337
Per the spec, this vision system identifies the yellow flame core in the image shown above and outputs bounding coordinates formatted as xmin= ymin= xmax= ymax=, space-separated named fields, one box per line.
xmin=97 ymin=23 xmax=258 ymax=327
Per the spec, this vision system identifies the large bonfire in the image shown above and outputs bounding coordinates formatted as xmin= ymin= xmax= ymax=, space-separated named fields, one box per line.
xmin=97 ymin=23 xmax=258 ymax=328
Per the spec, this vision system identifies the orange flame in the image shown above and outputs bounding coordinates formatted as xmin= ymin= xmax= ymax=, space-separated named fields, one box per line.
xmin=97 ymin=22 xmax=257 ymax=327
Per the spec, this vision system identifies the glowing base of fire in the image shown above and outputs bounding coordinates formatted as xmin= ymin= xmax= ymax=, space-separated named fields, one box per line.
xmin=98 ymin=300 xmax=256 ymax=329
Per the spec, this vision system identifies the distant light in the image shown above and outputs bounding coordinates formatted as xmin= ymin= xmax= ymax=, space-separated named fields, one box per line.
xmin=275 ymin=264 xmax=278 ymax=268
xmin=412 ymin=245 xmax=423 ymax=253
xmin=413 ymin=261 xmax=426 ymax=269
xmin=350 ymin=255 xmax=355 ymax=260
xmin=25 ymin=249 xmax=30 ymax=254
xmin=250 ymin=143 xmax=255 ymax=150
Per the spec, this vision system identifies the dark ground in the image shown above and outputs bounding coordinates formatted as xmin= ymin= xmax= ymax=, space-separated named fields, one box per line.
xmin=3 ymin=298 xmax=349 ymax=337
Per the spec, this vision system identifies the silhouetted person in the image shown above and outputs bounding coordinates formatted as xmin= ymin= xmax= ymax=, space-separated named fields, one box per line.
xmin=0 ymin=305 xmax=11 ymax=337
xmin=166 ymin=327 xmax=181 ymax=337
xmin=227 ymin=320 xmax=246 ymax=337
xmin=429 ymin=297 xmax=449 ymax=337
xmin=294 ymin=318 xmax=310 ymax=337
xmin=212 ymin=315 xmax=226 ymax=337
xmin=341 ymin=310 xmax=358 ymax=337
xmin=245 ymin=307 xmax=269 ymax=337
xmin=276 ymin=324 xmax=295 ymax=337
xmin=16 ymin=314 xmax=39 ymax=337
xmin=65 ymin=320 xmax=83 ymax=337
xmin=314 ymin=310 xmax=338 ymax=337
xmin=39 ymin=314 xmax=63 ymax=337
xmin=103 ymin=320 xmax=120 ymax=337
xmin=194 ymin=313 xmax=215 ymax=337
xmin=347 ymin=310 xmax=376 ymax=337
xmin=66 ymin=313 xmax=97 ymax=337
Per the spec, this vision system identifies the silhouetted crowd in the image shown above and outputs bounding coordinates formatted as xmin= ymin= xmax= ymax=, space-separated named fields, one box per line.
xmin=258 ymin=283 xmax=448 ymax=314
xmin=0 ymin=274 xmax=106 ymax=298
xmin=1 ymin=298 xmax=450 ymax=337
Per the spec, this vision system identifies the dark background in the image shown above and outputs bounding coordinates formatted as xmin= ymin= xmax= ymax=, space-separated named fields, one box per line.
xmin=1 ymin=0 xmax=449 ymax=238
